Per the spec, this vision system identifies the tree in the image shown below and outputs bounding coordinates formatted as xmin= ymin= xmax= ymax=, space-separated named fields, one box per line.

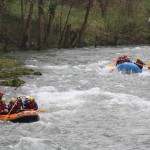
xmin=37 ymin=0 xmax=45 ymax=50
xmin=97 ymin=0 xmax=109 ymax=17
xmin=45 ymin=0 xmax=57 ymax=46
xmin=58 ymin=1 xmax=74 ymax=48
xmin=77 ymin=0 xmax=94 ymax=47
xmin=126 ymin=0 xmax=133 ymax=17
xmin=22 ymin=0 xmax=36 ymax=48
xmin=20 ymin=0 xmax=24 ymax=21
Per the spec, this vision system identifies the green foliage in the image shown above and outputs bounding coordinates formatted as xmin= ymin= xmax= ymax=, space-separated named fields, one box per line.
xmin=0 ymin=68 xmax=34 ymax=79
xmin=0 ymin=71 xmax=18 ymax=79
xmin=0 ymin=57 xmax=37 ymax=87
xmin=0 ymin=57 xmax=20 ymax=69
xmin=1 ymin=0 xmax=150 ymax=48
xmin=0 ymin=78 xmax=25 ymax=87
xmin=15 ymin=68 xmax=34 ymax=75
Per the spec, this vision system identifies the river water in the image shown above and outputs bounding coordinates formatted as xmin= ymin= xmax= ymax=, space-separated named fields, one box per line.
xmin=0 ymin=46 xmax=150 ymax=150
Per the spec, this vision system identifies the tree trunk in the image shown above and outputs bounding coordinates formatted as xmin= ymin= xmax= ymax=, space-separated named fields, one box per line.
xmin=98 ymin=0 xmax=109 ymax=17
xmin=77 ymin=0 xmax=94 ymax=47
xmin=20 ymin=0 xmax=24 ymax=21
xmin=45 ymin=1 xmax=57 ymax=46
xmin=58 ymin=4 xmax=72 ymax=48
xmin=22 ymin=0 xmax=36 ymax=48
xmin=37 ymin=0 xmax=45 ymax=50
xmin=59 ymin=5 xmax=64 ymax=34
xmin=126 ymin=0 xmax=133 ymax=17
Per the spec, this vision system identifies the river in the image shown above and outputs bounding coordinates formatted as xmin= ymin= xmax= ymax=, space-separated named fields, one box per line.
xmin=0 ymin=46 xmax=150 ymax=150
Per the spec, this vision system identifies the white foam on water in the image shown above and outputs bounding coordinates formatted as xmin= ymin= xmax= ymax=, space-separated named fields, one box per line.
xmin=17 ymin=87 xmax=103 ymax=116
xmin=20 ymin=83 xmax=150 ymax=114
xmin=11 ymin=137 xmax=61 ymax=150
xmin=25 ymin=65 xmax=38 ymax=68
xmin=43 ymin=65 xmax=69 ymax=70
xmin=139 ymin=68 xmax=150 ymax=77
xmin=101 ymin=90 xmax=150 ymax=110
xmin=95 ymin=65 xmax=116 ymax=76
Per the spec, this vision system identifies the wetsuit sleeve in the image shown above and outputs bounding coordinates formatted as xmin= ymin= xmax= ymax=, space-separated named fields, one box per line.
xmin=34 ymin=102 xmax=38 ymax=110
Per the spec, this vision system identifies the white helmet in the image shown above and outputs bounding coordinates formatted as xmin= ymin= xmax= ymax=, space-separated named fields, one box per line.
xmin=25 ymin=96 xmax=29 ymax=99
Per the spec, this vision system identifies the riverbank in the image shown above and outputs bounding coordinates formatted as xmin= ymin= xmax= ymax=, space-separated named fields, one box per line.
xmin=0 ymin=56 xmax=42 ymax=87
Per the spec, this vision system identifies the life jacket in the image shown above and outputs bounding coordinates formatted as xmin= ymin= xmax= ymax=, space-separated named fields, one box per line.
xmin=121 ymin=56 xmax=126 ymax=63
xmin=8 ymin=102 xmax=17 ymax=112
xmin=0 ymin=96 xmax=2 ymax=105
xmin=0 ymin=102 xmax=6 ymax=111
xmin=16 ymin=100 xmax=22 ymax=109
xmin=29 ymin=101 xmax=35 ymax=109
xmin=23 ymin=100 xmax=30 ymax=109
xmin=116 ymin=57 xmax=122 ymax=65
xmin=135 ymin=60 xmax=144 ymax=69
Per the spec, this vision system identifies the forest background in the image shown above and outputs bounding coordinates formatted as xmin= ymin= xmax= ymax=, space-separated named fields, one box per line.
xmin=0 ymin=0 xmax=150 ymax=51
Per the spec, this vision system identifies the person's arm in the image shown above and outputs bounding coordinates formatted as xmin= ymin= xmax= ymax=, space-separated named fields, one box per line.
xmin=4 ymin=103 xmax=8 ymax=109
xmin=34 ymin=102 xmax=38 ymax=110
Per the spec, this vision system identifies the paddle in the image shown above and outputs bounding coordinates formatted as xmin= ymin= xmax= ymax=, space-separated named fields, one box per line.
xmin=37 ymin=109 xmax=47 ymax=112
xmin=107 ymin=63 xmax=114 ymax=67
xmin=106 ymin=58 xmax=117 ymax=67
xmin=3 ymin=99 xmax=18 ymax=122
xmin=146 ymin=62 xmax=150 ymax=67
xmin=21 ymin=109 xmax=47 ymax=112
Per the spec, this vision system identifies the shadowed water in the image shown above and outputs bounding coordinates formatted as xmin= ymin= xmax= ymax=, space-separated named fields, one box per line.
xmin=0 ymin=46 xmax=150 ymax=150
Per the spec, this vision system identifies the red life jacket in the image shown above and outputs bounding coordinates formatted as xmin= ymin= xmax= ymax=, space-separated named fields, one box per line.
xmin=29 ymin=102 xmax=35 ymax=109
xmin=0 ymin=102 xmax=6 ymax=111
xmin=17 ymin=100 xmax=22 ymax=109
xmin=116 ymin=57 xmax=122 ymax=65
xmin=122 ymin=56 xmax=127 ymax=63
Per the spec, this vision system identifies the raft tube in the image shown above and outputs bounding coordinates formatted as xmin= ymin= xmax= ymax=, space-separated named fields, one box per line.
xmin=117 ymin=62 xmax=142 ymax=74
xmin=0 ymin=110 xmax=39 ymax=123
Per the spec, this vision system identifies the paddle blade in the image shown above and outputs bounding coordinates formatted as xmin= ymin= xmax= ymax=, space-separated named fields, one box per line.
xmin=146 ymin=62 xmax=150 ymax=67
xmin=107 ymin=63 xmax=114 ymax=67
xmin=37 ymin=109 xmax=47 ymax=112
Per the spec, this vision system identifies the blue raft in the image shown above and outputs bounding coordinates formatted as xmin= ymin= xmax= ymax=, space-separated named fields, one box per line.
xmin=117 ymin=62 xmax=142 ymax=74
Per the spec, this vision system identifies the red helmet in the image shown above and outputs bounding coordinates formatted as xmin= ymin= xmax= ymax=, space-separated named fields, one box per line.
xmin=0 ymin=91 xmax=4 ymax=95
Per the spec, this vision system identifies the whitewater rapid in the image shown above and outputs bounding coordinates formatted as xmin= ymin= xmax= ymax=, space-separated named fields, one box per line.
xmin=0 ymin=46 xmax=150 ymax=150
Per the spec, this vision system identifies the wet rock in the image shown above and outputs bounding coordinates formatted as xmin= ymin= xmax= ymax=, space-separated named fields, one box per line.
xmin=33 ymin=72 xmax=42 ymax=76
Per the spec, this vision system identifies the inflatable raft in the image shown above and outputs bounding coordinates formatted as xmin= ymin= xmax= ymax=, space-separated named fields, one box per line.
xmin=117 ymin=62 xmax=142 ymax=74
xmin=0 ymin=110 xmax=39 ymax=123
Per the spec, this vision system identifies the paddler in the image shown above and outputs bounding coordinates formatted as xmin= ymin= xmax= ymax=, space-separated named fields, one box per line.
xmin=0 ymin=98 xmax=7 ymax=112
xmin=0 ymin=91 xmax=4 ymax=105
xmin=134 ymin=57 xmax=145 ymax=70
xmin=116 ymin=55 xmax=123 ymax=66
xmin=8 ymin=98 xmax=17 ymax=113
xmin=16 ymin=96 xmax=23 ymax=110
xmin=28 ymin=97 xmax=38 ymax=110
xmin=23 ymin=96 xmax=30 ymax=109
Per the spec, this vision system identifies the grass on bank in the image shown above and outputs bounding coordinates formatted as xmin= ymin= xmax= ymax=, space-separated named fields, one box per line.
xmin=0 ymin=57 xmax=21 ymax=69
xmin=0 ymin=56 xmax=37 ymax=87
